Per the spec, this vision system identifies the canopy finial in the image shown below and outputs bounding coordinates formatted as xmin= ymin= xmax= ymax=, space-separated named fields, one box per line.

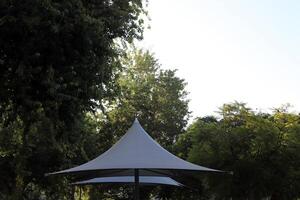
xmin=134 ymin=118 xmax=139 ymax=124
xmin=134 ymin=111 xmax=142 ymax=123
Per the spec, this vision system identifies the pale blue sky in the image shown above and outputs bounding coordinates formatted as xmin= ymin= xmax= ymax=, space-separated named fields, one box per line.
xmin=139 ymin=0 xmax=300 ymax=117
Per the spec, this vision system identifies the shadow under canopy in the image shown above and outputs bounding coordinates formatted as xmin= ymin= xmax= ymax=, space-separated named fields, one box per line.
xmin=47 ymin=119 xmax=224 ymax=199
xmin=72 ymin=176 xmax=183 ymax=187
xmin=72 ymin=176 xmax=184 ymax=200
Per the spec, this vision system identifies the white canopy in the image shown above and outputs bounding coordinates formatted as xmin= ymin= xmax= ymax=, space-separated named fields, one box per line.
xmin=49 ymin=119 xmax=221 ymax=177
xmin=72 ymin=176 xmax=183 ymax=187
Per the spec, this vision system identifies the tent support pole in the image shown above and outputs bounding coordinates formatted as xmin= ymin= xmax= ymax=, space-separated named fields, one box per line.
xmin=79 ymin=186 xmax=82 ymax=200
xmin=72 ymin=186 xmax=75 ymax=200
xmin=134 ymin=169 xmax=140 ymax=200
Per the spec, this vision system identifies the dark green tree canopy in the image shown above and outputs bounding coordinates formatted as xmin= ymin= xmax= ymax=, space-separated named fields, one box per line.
xmin=0 ymin=1 xmax=145 ymax=199
xmin=0 ymin=0 xmax=144 ymax=119
xmin=180 ymin=102 xmax=300 ymax=200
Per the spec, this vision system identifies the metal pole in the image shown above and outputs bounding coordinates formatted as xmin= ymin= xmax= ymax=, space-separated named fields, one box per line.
xmin=72 ymin=186 xmax=75 ymax=200
xmin=79 ymin=186 xmax=82 ymax=200
xmin=134 ymin=169 xmax=140 ymax=200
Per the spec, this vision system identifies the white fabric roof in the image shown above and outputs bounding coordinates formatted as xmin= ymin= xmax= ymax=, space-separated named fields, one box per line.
xmin=72 ymin=176 xmax=183 ymax=187
xmin=50 ymin=119 xmax=221 ymax=176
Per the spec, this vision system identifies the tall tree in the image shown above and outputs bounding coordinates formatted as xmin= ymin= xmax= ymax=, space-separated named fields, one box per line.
xmin=88 ymin=48 xmax=190 ymax=199
xmin=0 ymin=0 xmax=145 ymax=199
xmin=182 ymin=102 xmax=300 ymax=200
xmin=105 ymin=48 xmax=190 ymax=148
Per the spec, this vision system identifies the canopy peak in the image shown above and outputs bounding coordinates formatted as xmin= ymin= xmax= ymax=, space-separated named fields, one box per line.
xmin=134 ymin=118 xmax=140 ymax=124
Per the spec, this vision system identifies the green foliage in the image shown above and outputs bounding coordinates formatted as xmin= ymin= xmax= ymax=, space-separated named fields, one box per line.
xmin=2 ymin=2 xmax=299 ymax=199
xmin=182 ymin=102 xmax=300 ymax=200
xmin=0 ymin=0 xmax=145 ymax=199
xmin=85 ymin=48 xmax=190 ymax=198
xmin=103 ymin=48 xmax=190 ymax=148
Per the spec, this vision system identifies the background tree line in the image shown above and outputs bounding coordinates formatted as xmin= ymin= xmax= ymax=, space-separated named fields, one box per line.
xmin=175 ymin=103 xmax=300 ymax=200
xmin=1 ymin=0 xmax=300 ymax=199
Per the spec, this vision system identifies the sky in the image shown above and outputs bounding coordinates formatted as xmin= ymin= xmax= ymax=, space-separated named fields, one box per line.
xmin=138 ymin=0 xmax=300 ymax=118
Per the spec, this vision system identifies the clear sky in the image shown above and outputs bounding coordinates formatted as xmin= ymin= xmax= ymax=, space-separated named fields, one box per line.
xmin=139 ymin=0 xmax=300 ymax=118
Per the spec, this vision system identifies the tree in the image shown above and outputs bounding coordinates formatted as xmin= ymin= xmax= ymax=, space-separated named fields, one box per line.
xmin=0 ymin=0 xmax=145 ymax=199
xmin=104 ymin=48 xmax=190 ymax=148
xmin=87 ymin=48 xmax=190 ymax=198
xmin=182 ymin=102 xmax=300 ymax=200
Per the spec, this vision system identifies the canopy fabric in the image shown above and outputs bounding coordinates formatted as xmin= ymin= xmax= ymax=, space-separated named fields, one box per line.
xmin=49 ymin=119 xmax=221 ymax=176
xmin=72 ymin=176 xmax=183 ymax=187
